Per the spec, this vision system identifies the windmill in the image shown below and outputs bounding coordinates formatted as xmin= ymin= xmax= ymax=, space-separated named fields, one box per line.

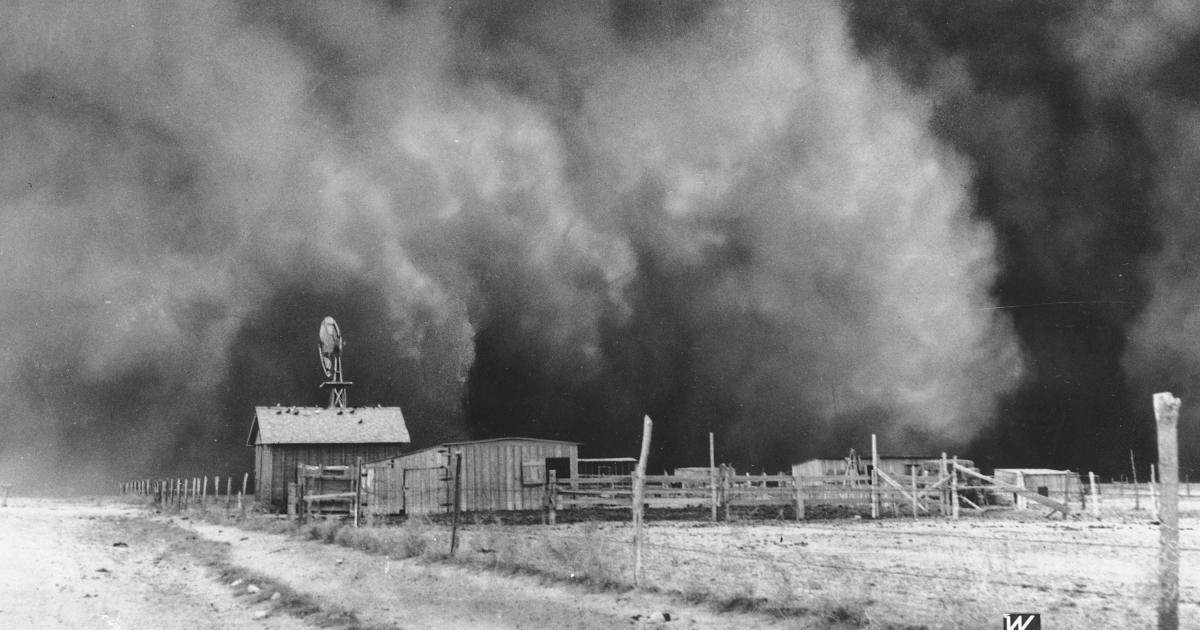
xmin=318 ymin=316 xmax=353 ymax=408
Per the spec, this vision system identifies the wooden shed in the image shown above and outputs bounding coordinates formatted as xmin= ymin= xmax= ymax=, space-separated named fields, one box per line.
xmin=578 ymin=457 xmax=637 ymax=477
xmin=247 ymin=405 xmax=409 ymax=511
xmin=793 ymin=456 xmax=976 ymax=480
xmin=363 ymin=437 xmax=579 ymax=516
xmin=993 ymin=468 xmax=1080 ymax=508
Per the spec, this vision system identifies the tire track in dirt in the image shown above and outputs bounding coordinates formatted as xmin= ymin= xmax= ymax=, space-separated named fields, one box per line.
xmin=0 ymin=500 xmax=307 ymax=630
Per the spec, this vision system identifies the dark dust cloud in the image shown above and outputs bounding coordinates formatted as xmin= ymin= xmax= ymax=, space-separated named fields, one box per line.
xmin=4 ymin=0 xmax=1191 ymax=493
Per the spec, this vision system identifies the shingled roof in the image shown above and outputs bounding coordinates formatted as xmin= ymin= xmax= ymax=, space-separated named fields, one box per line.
xmin=247 ymin=405 xmax=410 ymax=446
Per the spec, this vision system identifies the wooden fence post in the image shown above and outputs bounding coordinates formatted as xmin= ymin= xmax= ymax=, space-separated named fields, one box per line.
xmin=940 ymin=453 xmax=948 ymax=516
xmin=722 ymin=465 xmax=731 ymax=522
xmin=951 ymin=456 xmax=960 ymax=520
xmin=709 ymin=432 xmax=717 ymax=523
xmin=633 ymin=415 xmax=653 ymax=588
xmin=793 ymin=471 xmax=805 ymax=521
xmin=1154 ymin=392 xmax=1180 ymax=630
xmin=870 ymin=434 xmax=879 ymax=519
xmin=450 ymin=454 xmax=462 ymax=554
xmin=1089 ymin=471 xmax=1100 ymax=519
xmin=1132 ymin=450 xmax=1141 ymax=511
xmin=911 ymin=470 xmax=918 ymax=520
xmin=1152 ymin=463 xmax=1160 ymax=522
xmin=547 ymin=469 xmax=557 ymax=525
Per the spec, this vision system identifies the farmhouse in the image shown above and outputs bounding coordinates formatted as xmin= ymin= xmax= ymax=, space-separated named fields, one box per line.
xmin=363 ymin=437 xmax=579 ymax=516
xmin=246 ymin=405 xmax=409 ymax=510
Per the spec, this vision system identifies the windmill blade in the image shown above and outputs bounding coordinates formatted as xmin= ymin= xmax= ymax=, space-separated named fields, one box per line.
xmin=318 ymin=316 xmax=343 ymax=378
xmin=318 ymin=316 xmax=343 ymax=356
xmin=318 ymin=343 xmax=333 ymax=378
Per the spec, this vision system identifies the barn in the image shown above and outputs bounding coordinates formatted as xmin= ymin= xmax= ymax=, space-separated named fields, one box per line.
xmin=363 ymin=437 xmax=579 ymax=516
xmin=246 ymin=405 xmax=409 ymax=511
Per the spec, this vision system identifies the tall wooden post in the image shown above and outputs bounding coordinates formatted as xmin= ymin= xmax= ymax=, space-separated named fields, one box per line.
xmin=709 ymin=432 xmax=717 ymax=522
xmin=911 ymin=469 xmax=918 ymax=519
xmin=721 ymin=465 xmax=731 ymax=522
xmin=940 ymin=453 xmax=948 ymax=516
xmin=354 ymin=457 xmax=364 ymax=528
xmin=1152 ymin=464 xmax=1160 ymax=521
xmin=794 ymin=470 xmax=806 ymax=521
xmin=450 ymin=454 xmax=462 ymax=555
xmin=870 ymin=434 xmax=879 ymax=519
xmin=951 ymin=456 xmax=960 ymax=520
xmin=547 ymin=469 xmax=557 ymax=525
xmin=1132 ymin=450 xmax=1141 ymax=511
xmin=1089 ymin=472 xmax=1100 ymax=519
xmin=633 ymin=416 xmax=653 ymax=587
xmin=1154 ymin=392 xmax=1180 ymax=630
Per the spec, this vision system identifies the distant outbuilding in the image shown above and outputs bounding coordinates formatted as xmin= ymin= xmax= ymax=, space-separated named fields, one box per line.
xmin=247 ymin=405 xmax=409 ymax=510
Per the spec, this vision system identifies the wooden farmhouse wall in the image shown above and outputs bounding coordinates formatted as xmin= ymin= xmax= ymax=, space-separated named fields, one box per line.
xmin=255 ymin=443 xmax=404 ymax=510
xmin=364 ymin=439 xmax=579 ymax=516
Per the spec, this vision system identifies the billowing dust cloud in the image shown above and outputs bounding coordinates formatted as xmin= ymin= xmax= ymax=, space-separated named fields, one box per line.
xmin=0 ymin=0 xmax=1020 ymax=492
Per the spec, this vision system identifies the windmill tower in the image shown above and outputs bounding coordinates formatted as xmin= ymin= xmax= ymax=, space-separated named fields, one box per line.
xmin=318 ymin=316 xmax=353 ymax=408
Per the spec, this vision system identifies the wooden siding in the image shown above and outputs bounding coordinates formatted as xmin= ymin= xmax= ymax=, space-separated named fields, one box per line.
xmin=364 ymin=439 xmax=578 ymax=516
xmin=256 ymin=443 xmax=405 ymax=511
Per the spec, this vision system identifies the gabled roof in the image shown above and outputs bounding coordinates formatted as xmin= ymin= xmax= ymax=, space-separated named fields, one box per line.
xmin=247 ymin=405 xmax=410 ymax=446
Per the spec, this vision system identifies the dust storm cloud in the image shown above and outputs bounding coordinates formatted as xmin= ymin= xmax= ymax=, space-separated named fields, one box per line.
xmin=0 ymin=1 xmax=1025 ymax=491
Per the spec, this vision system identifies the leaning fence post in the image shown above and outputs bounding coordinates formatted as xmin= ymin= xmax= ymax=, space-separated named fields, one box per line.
xmin=1154 ymin=392 xmax=1181 ymax=630
xmin=633 ymin=415 xmax=653 ymax=588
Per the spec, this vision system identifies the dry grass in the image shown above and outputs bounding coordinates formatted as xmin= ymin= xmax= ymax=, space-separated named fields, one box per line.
xmin=108 ymin=516 xmax=392 ymax=629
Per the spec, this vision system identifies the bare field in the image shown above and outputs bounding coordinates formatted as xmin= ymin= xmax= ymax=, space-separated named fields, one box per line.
xmin=3 ymin=494 xmax=1193 ymax=629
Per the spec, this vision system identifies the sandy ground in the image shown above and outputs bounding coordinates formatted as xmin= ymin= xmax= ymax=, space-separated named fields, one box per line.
xmin=0 ymin=499 xmax=812 ymax=629
xmin=5 ymin=494 xmax=1193 ymax=629
xmin=177 ymin=517 xmax=815 ymax=629
xmin=0 ymin=498 xmax=307 ymax=630
xmin=443 ymin=503 xmax=1200 ymax=629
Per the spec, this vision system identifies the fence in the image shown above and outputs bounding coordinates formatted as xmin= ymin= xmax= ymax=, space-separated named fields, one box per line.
xmin=120 ymin=473 xmax=251 ymax=514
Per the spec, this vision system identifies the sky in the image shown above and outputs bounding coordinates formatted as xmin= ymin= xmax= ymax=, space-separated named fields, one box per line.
xmin=0 ymin=0 xmax=1195 ymax=493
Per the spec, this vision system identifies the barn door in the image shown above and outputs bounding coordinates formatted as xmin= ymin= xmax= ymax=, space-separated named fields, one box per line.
xmin=402 ymin=467 xmax=446 ymax=516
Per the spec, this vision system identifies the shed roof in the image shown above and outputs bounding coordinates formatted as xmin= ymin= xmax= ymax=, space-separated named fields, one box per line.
xmin=367 ymin=436 xmax=580 ymax=463
xmin=994 ymin=468 xmax=1073 ymax=475
xmin=247 ymin=405 xmax=410 ymax=446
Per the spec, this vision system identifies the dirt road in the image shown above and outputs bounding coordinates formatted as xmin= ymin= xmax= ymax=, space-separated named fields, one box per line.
xmin=0 ymin=499 xmax=307 ymax=630
xmin=0 ymin=500 xmax=813 ymax=629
